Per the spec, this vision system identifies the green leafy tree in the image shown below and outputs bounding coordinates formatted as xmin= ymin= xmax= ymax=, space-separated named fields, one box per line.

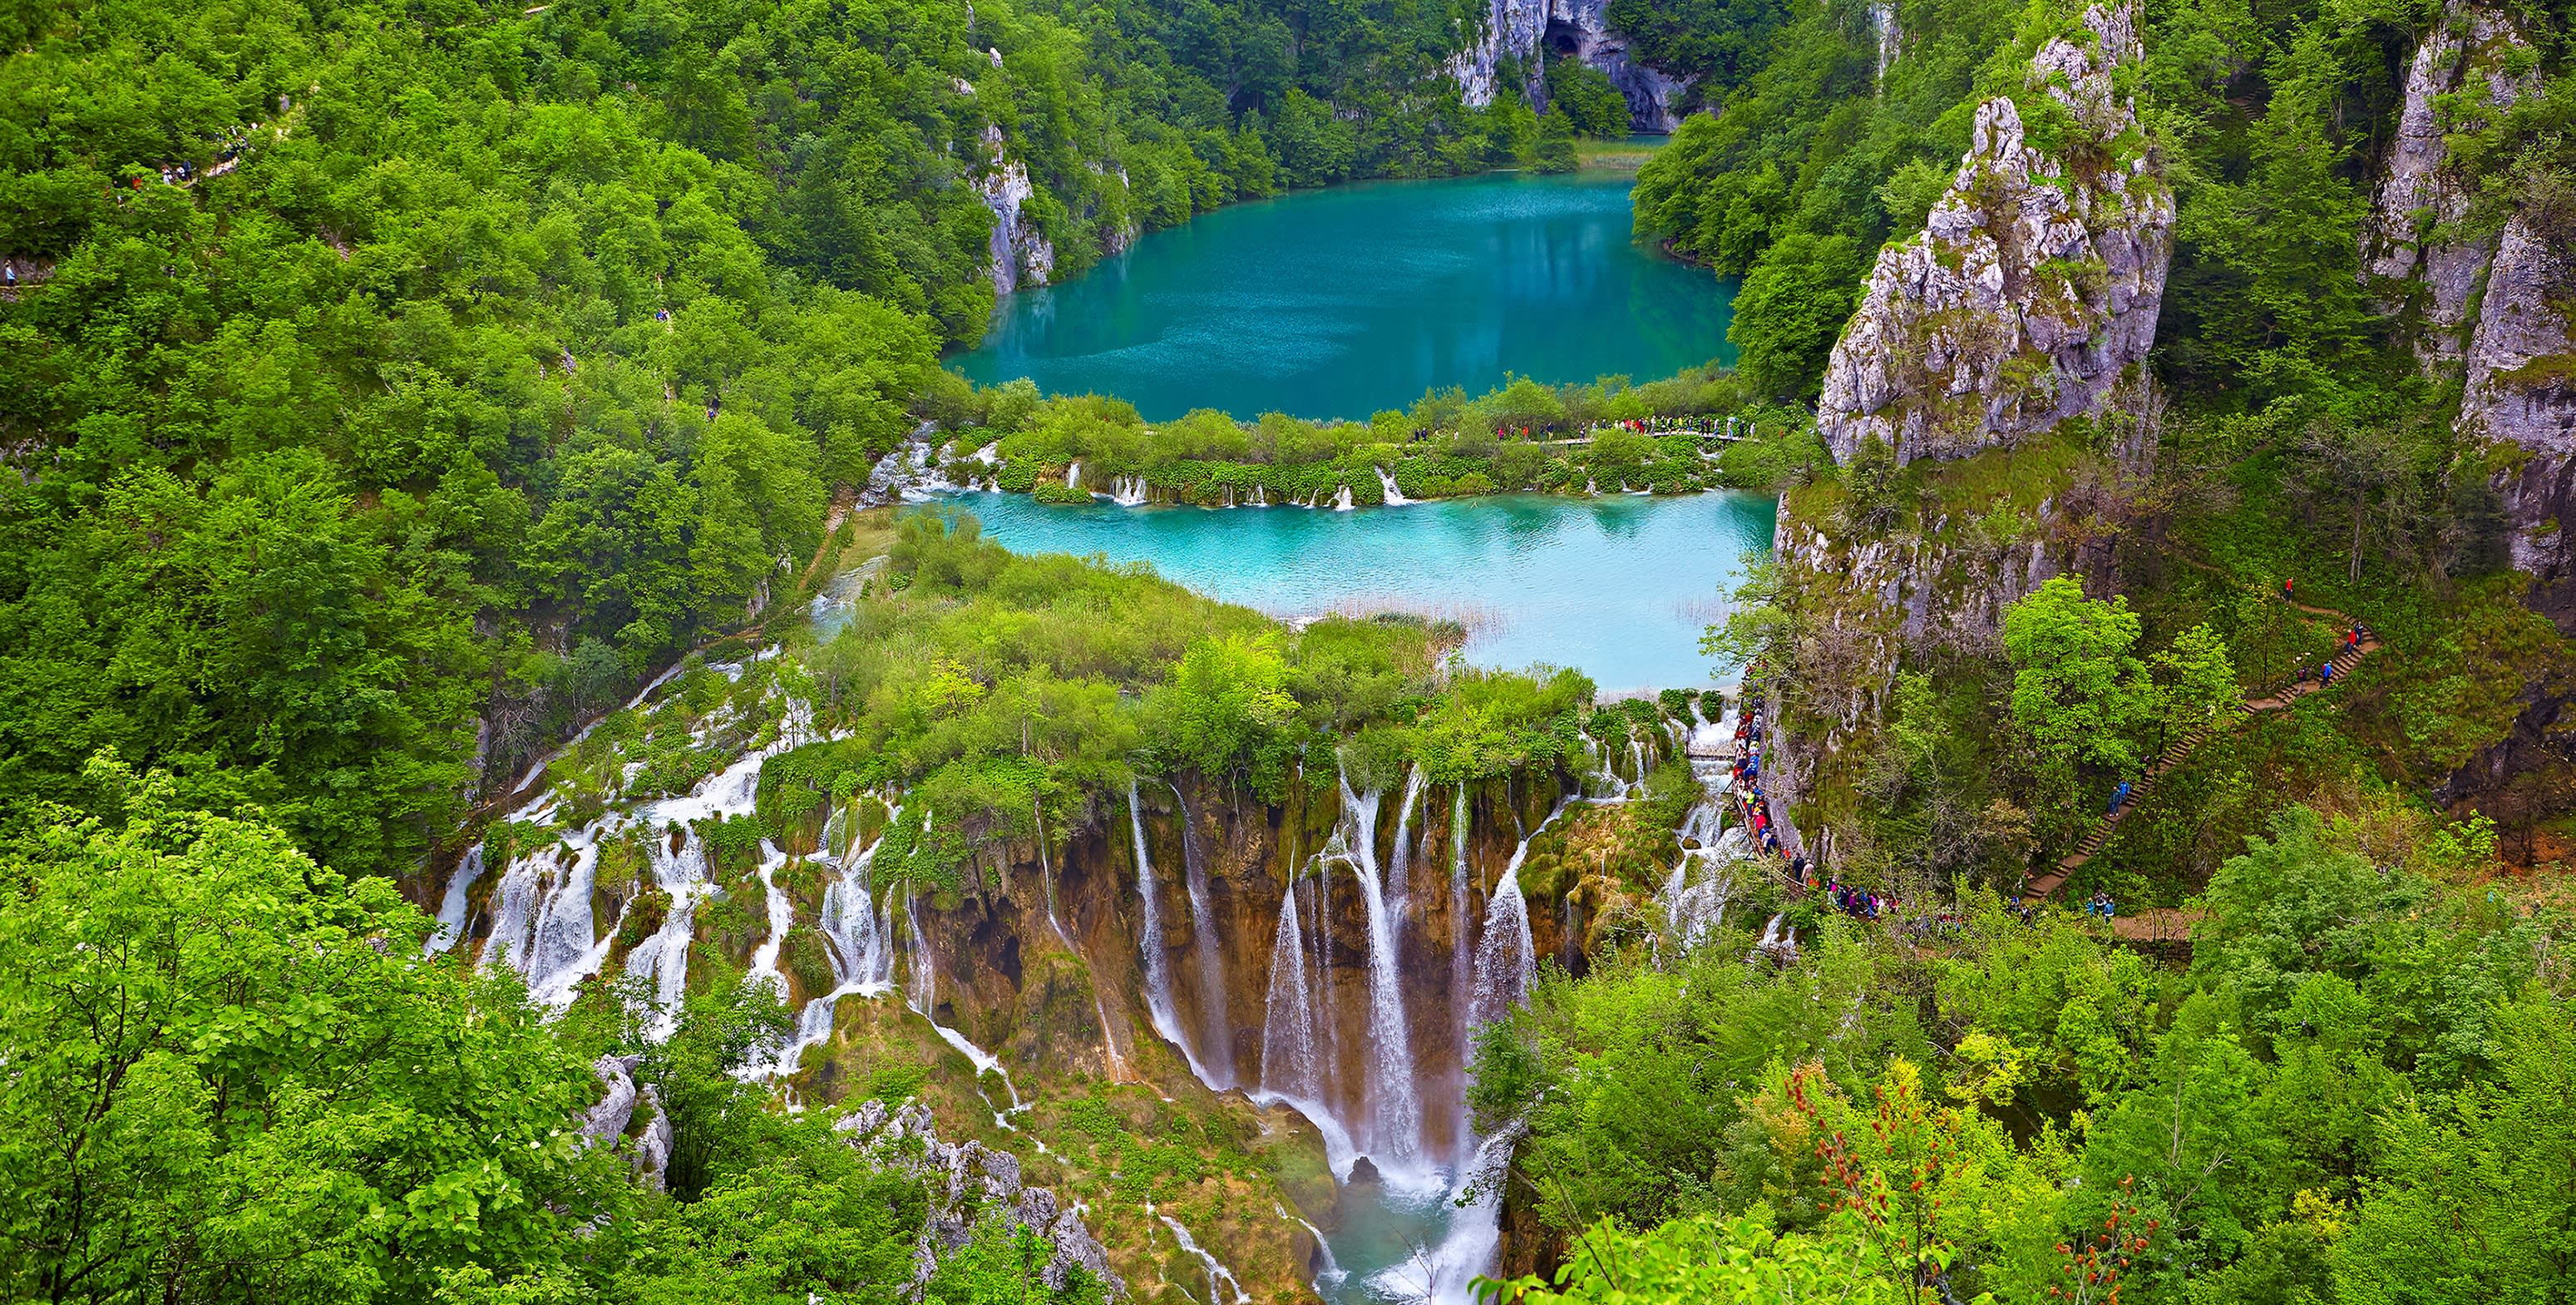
xmin=2001 ymin=576 xmax=2151 ymax=775
xmin=0 ymin=754 xmax=618 ymax=1303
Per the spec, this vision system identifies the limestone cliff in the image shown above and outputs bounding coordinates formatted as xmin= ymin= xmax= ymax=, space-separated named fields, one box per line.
xmin=2359 ymin=0 xmax=2540 ymax=362
xmin=2457 ymin=213 xmax=2576 ymax=628
xmin=1815 ymin=1 xmax=2172 ymax=467
xmin=1450 ymin=0 xmax=1691 ymax=132
xmin=978 ymin=128 xmax=1056 ymax=296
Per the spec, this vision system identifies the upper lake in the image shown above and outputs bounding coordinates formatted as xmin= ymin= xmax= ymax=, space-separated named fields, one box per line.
xmin=953 ymin=171 xmax=1737 ymax=421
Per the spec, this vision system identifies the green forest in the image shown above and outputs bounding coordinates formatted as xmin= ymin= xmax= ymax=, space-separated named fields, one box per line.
xmin=7 ymin=0 xmax=2576 ymax=1300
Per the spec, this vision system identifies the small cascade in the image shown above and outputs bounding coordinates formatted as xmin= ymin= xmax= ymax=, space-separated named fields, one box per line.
xmin=1131 ymin=779 xmax=1217 ymax=1084
xmin=1259 ymin=875 xmax=1325 ymax=1101
xmin=625 ymin=829 xmax=710 ymax=1036
xmin=1157 ymin=1210 xmax=1251 ymax=1305
xmin=1751 ymin=912 xmax=1798 ymax=965
xmin=1330 ymin=771 xmax=1423 ymax=1173
xmin=904 ymin=893 xmax=1028 ymax=1127
xmin=1375 ymin=1123 xmax=1523 ymax=1305
xmin=1108 ymin=474 xmax=1150 ymax=507
xmin=1034 ymin=804 xmax=1074 ymax=950
xmin=427 ymin=846 xmax=484 ymax=955
xmin=1250 ymin=484 xmax=1268 ymax=507
xmin=1388 ymin=764 xmax=1426 ymax=917
xmin=1277 ymin=1204 xmax=1349 ymax=1291
xmin=1375 ymin=466 xmax=1412 ymax=505
xmin=1465 ymin=852 xmax=1537 ymax=1036
xmin=1333 ymin=483 xmax=1355 ymax=512
xmin=744 ymin=841 xmax=796 ymax=996
xmin=749 ymin=809 xmax=901 ymax=1079
xmin=1063 ymin=460 xmax=1081 ymax=492
xmin=1169 ymin=781 xmax=1235 ymax=1088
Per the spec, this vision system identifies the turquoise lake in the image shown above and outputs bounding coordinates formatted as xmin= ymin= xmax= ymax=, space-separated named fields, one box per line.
xmin=954 ymin=171 xmax=1737 ymax=421
xmin=930 ymin=490 xmax=1776 ymax=695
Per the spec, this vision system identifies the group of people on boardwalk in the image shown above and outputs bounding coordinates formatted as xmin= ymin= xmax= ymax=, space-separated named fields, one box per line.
xmin=1727 ymin=671 xmax=1792 ymax=863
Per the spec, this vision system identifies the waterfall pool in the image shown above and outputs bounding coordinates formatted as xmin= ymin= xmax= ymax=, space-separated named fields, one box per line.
xmin=952 ymin=171 xmax=1738 ymax=421
xmin=924 ymin=489 xmax=1776 ymax=695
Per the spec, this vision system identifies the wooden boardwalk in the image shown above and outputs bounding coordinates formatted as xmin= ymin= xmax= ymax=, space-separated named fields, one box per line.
xmin=2022 ymin=599 xmax=2380 ymax=899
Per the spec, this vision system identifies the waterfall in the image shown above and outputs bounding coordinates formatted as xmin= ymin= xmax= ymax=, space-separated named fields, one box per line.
xmin=1157 ymin=1210 xmax=1251 ymax=1305
xmin=1373 ymin=1123 xmax=1525 ymax=1305
xmin=1388 ymin=764 xmax=1425 ymax=917
xmin=748 ymin=807 xmax=901 ymax=1079
xmin=1034 ymin=802 xmax=1074 ymax=949
xmin=1448 ymin=783 xmax=1476 ymax=1160
xmin=1375 ymin=465 xmax=1412 ymax=505
xmin=427 ymin=846 xmax=484 ymax=955
xmin=905 ymin=892 xmax=1027 ymax=1126
xmin=1466 ymin=853 xmax=1537 ymax=1036
xmin=1333 ymin=483 xmax=1355 ymax=512
xmin=745 ymin=841 xmax=794 ymax=998
xmin=1251 ymin=484 xmax=1267 ymax=507
xmin=1333 ymin=770 xmax=1423 ymax=1173
xmin=1063 ymin=460 xmax=1081 ymax=491
xmin=1168 ymin=782 xmax=1234 ymax=1087
xmin=1130 ymin=778 xmax=1216 ymax=1084
xmin=1110 ymin=474 xmax=1149 ymax=507
xmin=1260 ymin=873 xmax=1323 ymax=1100
xmin=1751 ymin=912 xmax=1797 ymax=964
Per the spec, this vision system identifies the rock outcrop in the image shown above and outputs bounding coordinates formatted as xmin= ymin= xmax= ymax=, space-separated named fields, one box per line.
xmin=1815 ymin=1 xmax=2172 ymax=467
xmin=838 ymin=1100 xmax=1124 ymax=1296
xmin=979 ymin=140 xmax=1056 ymax=295
xmin=2360 ymin=0 xmax=2540 ymax=361
xmin=2457 ymin=214 xmax=2576 ymax=628
xmin=580 ymin=1053 xmax=673 ymax=1190
xmin=1450 ymin=0 xmax=1690 ymax=132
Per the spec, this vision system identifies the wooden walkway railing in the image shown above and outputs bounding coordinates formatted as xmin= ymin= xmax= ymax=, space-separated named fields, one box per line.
xmin=2022 ymin=600 xmax=2381 ymax=899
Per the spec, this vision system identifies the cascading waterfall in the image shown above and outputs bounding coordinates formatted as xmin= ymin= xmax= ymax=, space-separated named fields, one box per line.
xmin=427 ymin=846 xmax=484 ymax=955
xmin=1465 ymin=848 xmax=1537 ymax=1036
xmin=1447 ymin=783 xmax=1477 ymax=1157
xmin=1063 ymin=460 xmax=1081 ymax=491
xmin=1331 ymin=770 xmax=1423 ymax=1174
xmin=1388 ymin=764 xmax=1425 ymax=917
xmin=1157 ymin=1209 xmax=1251 ymax=1305
xmin=1374 ymin=466 xmax=1412 ymax=506
xmin=1109 ymin=474 xmax=1150 ymax=507
xmin=1170 ymin=781 xmax=1235 ymax=1088
xmin=1332 ymin=484 xmax=1355 ymax=512
xmin=1130 ymin=779 xmax=1217 ymax=1084
xmin=1260 ymin=874 xmax=1324 ymax=1100
xmin=906 ymin=892 xmax=1027 ymax=1126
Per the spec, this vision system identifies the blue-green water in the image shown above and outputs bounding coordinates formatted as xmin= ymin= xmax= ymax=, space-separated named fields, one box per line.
xmin=955 ymin=173 xmax=1737 ymax=421
xmin=934 ymin=490 xmax=1775 ymax=694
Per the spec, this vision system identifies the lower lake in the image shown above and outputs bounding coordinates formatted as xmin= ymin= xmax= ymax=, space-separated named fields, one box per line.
xmin=929 ymin=489 xmax=1776 ymax=695
xmin=953 ymin=171 xmax=1738 ymax=421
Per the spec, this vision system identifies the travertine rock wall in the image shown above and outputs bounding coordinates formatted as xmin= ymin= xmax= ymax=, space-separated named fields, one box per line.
xmin=1815 ymin=2 xmax=2172 ymax=467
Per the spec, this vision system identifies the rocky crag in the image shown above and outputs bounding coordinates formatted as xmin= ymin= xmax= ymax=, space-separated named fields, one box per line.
xmin=839 ymin=1100 xmax=1123 ymax=1295
xmin=2359 ymin=0 xmax=2541 ymax=364
xmin=1814 ymin=0 xmax=2172 ymax=468
xmin=1762 ymin=1 xmax=2169 ymax=858
xmin=1450 ymin=0 xmax=1691 ymax=132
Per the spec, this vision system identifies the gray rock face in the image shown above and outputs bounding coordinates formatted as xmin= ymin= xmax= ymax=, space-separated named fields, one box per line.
xmin=2361 ymin=1 xmax=2539 ymax=362
xmin=979 ymin=128 xmax=1056 ymax=296
xmin=1449 ymin=0 xmax=1690 ymax=132
xmin=2457 ymin=215 xmax=2576 ymax=625
xmin=2361 ymin=2 xmax=2539 ymax=361
xmin=580 ymin=1054 xmax=672 ymax=1191
xmin=838 ymin=1100 xmax=1124 ymax=1298
xmin=1815 ymin=2 xmax=2172 ymax=467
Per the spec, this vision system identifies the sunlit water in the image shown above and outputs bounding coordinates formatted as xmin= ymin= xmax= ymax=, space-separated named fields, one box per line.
xmin=953 ymin=172 xmax=1738 ymax=421
xmin=930 ymin=491 xmax=1775 ymax=695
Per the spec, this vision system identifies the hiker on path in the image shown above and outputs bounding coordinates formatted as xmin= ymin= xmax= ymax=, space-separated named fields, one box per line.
xmin=2110 ymin=779 xmax=2132 ymax=814
xmin=2321 ymin=660 xmax=2334 ymax=687
xmin=2283 ymin=577 xmax=2295 ymax=602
